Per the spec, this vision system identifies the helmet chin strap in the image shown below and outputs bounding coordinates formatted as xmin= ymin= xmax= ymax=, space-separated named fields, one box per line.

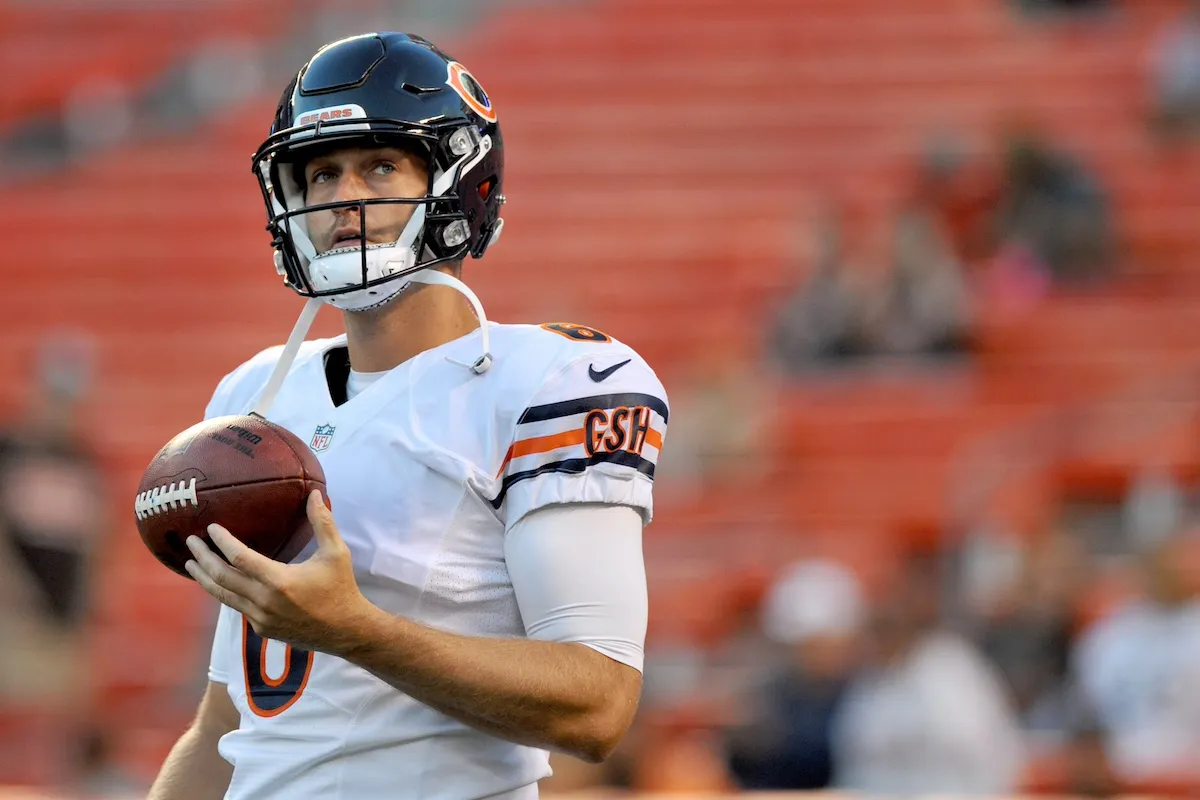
xmin=250 ymin=268 xmax=493 ymax=418
xmin=252 ymin=297 xmax=324 ymax=417
xmin=405 ymin=269 xmax=493 ymax=375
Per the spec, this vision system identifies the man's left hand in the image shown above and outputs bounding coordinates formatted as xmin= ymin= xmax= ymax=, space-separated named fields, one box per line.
xmin=185 ymin=490 xmax=371 ymax=656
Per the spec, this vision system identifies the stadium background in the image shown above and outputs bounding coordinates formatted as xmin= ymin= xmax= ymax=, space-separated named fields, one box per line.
xmin=3 ymin=0 xmax=1200 ymax=797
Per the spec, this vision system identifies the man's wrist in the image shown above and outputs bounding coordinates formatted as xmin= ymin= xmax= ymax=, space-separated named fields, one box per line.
xmin=327 ymin=596 xmax=399 ymax=661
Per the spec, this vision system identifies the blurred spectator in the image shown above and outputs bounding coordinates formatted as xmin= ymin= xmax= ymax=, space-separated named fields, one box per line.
xmin=861 ymin=206 xmax=973 ymax=359
xmin=1072 ymin=527 xmax=1200 ymax=783
xmin=1050 ymin=723 xmax=1122 ymax=797
xmin=629 ymin=724 xmax=737 ymax=794
xmin=989 ymin=129 xmax=1117 ymax=285
xmin=0 ymin=332 xmax=107 ymax=783
xmin=907 ymin=131 xmax=1053 ymax=316
xmin=0 ymin=332 xmax=104 ymax=628
xmin=908 ymin=133 xmax=1001 ymax=267
xmin=832 ymin=552 xmax=1025 ymax=795
xmin=1123 ymin=466 xmax=1187 ymax=553
xmin=1149 ymin=0 xmax=1200 ymax=142
xmin=975 ymin=529 xmax=1088 ymax=737
xmin=63 ymin=77 xmax=134 ymax=155
xmin=656 ymin=345 xmax=771 ymax=501
xmin=705 ymin=576 xmax=785 ymax=720
xmin=70 ymin=727 xmax=145 ymax=799
xmin=768 ymin=201 xmax=872 ymax=374
xmin=724 ymin=560 xmax=863 ymax=790
xmin=1014 ymin=0 xmax=1113 ymax=17
xmin=544 ymin=707 xmax=737 ymax=795
xmin=769 ymin=195 xmax=974 ymax=372
xmin=1022 ymin=707 xmax=1122 ymax=798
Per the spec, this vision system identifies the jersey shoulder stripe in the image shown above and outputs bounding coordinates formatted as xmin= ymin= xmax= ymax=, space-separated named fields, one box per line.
xmin=492 ymin=390 xmax=667 ymax=509
xmin=491 ymin=450 xmax=655 ymax=509
xmin=518 ymin=392 xmax=670 ymax=425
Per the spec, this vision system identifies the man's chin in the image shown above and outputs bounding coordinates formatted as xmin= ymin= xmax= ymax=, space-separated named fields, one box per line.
xmin=340 ymin=280 xmax=418 ymax=317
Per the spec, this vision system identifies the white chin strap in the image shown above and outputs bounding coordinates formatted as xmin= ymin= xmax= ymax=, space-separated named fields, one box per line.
xmin=252 ymin=297 xmax=324 ymax=417
xmin=250 ymin=270 xmax=493 ymax=417
xmin=406 ymin=269 xmax=493 ymax=375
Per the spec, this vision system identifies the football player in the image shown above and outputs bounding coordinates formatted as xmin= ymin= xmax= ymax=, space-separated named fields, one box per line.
xmin=147 ymin=32 xmax=668 ymax=800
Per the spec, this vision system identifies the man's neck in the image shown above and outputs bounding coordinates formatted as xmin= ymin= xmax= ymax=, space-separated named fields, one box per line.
xmin=341 ymin=281 xmax=479 ymax=373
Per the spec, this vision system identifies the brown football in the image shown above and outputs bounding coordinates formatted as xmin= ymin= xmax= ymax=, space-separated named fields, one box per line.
xmin=135 ymin=413 xmax=327 ymax=579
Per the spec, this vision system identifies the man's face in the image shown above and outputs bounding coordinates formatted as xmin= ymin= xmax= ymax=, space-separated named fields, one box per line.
xmin=302 ymin=146 xmax=428 ymax=255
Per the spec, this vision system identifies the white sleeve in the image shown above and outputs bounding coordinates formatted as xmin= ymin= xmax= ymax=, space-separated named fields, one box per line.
xmin=207 ymin=604 xmax=236 ymax=684
xmin=496 ymin=351 xmax=668 ymax=531
xmin=504 ymin=503 xmax=647 ymax=672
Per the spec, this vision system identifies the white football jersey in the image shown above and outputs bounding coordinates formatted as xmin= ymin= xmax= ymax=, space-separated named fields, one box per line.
xmin=202 ymin=321 xmax=667 ymax=800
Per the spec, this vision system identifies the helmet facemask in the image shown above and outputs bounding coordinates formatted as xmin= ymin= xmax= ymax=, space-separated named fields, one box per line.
xmin=252 ymin=118 xmax=497 ymax=312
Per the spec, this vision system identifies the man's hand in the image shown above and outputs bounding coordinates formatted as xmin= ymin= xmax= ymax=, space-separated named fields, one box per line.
xmin=185 ymin=490 xmax=371 ymax=655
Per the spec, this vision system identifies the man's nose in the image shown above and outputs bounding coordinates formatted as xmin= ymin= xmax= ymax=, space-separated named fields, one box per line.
xmin=331 ymin=172 xmax=370 ymax=204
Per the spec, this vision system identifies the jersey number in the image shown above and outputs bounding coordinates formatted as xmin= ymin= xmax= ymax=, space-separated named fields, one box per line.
xmin=242 ymin=616 xmax=313 ymax=717
xmin=540 ymin=322 xmax=611 ymax=343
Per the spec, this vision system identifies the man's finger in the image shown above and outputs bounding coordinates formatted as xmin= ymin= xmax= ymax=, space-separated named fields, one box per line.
xmin=206 ymin=523 xmax=282 ymax=583
xmin=306 ymin=489 xmax=342 ymax=550
xmin=187 ymin=535 xmax=266 ymax=602
xmin=185 ymin=559 xmax=260 ymax=619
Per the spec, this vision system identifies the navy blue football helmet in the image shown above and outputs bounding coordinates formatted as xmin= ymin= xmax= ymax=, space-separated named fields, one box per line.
xmin=252 ymin=32 xmax=506 ymax=312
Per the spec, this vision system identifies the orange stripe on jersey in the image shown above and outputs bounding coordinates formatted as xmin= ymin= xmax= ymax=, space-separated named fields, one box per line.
xmin=647 ymin=428 xmax=664 ymax=452
xmin=497 ymin=429 xmax=587 ymax=476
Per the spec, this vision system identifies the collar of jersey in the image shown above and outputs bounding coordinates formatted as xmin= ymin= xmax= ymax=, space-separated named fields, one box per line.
xmin=293 ymin=325 xmax=495 ymax=453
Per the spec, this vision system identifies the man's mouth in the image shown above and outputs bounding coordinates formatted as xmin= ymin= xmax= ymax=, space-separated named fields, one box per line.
xmin=330 ymin=228 xmax=365 ymax=249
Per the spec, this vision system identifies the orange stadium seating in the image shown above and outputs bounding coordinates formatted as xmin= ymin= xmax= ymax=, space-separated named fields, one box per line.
xmin=0 ymin=0 xmax=305 ymax=129
xmin=1 ymin=0 xmax=1199 ymax=780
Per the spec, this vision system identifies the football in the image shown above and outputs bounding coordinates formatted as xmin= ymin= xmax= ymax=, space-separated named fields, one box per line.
xmin=135 ymin=414 xmax=327 ymax=579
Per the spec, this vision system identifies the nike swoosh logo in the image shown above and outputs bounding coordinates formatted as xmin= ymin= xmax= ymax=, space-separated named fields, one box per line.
xmin=588 ymin=359 xmax=632 ymax=382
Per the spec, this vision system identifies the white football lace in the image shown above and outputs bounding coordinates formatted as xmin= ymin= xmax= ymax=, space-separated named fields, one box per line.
xmin=135 ymin=477 xmax=199 ymax=520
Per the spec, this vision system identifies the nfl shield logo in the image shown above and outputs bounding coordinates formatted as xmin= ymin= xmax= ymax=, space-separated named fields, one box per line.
xmin=309 ymin=424 xmax=336 ymax=453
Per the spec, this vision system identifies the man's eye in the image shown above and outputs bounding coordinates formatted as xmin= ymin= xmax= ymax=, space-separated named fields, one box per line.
xmin=373 ymin=162 xmax=396 ymax=175
xmin=311 ymin=170 xmax=335 ymax=184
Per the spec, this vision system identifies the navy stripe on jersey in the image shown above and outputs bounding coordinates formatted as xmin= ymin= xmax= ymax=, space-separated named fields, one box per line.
xmin=518 ymin=393 xmax=669 ymax=425
xmin=491 ymin=450 xmax=655 ymax=508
